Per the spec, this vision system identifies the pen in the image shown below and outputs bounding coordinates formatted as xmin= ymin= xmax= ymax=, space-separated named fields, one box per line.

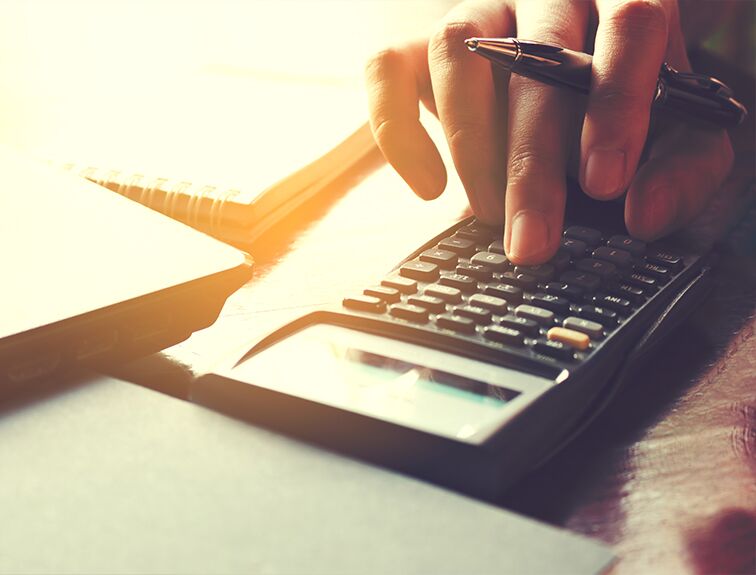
xmin=465 ymin=37 xmax=747 ymax=129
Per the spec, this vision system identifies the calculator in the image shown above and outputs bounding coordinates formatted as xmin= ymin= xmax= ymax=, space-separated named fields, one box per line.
xmin=194 ymin=213 xmax=715 ymax=499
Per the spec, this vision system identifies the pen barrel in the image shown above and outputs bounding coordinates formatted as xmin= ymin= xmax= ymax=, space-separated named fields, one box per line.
xmin=513 ymin=44 xmax=592 ymax=94
xmin=653 ymin=81 xmax=747 ymax=129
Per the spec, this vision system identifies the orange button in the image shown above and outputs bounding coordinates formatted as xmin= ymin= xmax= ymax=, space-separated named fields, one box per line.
xmin=547 ymin=327 xmax=590 ymax=350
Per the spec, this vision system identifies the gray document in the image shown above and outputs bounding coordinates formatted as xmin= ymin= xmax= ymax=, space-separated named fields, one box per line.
xmin=0 ymin=375 xmax=613 ymax=574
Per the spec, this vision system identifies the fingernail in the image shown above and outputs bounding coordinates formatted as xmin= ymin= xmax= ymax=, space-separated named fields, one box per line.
xmin=584 ymin=149 xmax=626 ymax=198
xmin=509 ymin=210 xmax=549 ymax=261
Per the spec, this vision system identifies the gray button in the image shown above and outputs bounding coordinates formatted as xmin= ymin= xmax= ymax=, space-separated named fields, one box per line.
xmin=469 ymin=294 xmax=508 ymax=315
xmin=470 ymin=251 xmax=508 ymax=271
xmin=563 ymin=316 xmax=604 ymax=339
xmin=514 ymin=304 xmax=554 ymax=325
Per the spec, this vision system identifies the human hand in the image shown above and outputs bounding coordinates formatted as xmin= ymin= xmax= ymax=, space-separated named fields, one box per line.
xmin=365 ymin=0 xmax=734 ymax=264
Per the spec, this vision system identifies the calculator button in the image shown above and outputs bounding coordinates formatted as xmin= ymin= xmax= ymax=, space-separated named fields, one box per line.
xmin=548 ymin=250 xmax=572 ymax=272
xmin=592 ymin=246 xmax=632 ymax=269
xmin=561 ymin=238 xmax=587 ymax=257
xmin=575 ymin=258 xmax=618 ymax=281
xmin=454 ymin=305 xmax=492 ymax=324
xmin=533 ymin=339 xmax=575 ymax=361
xmin=455 ymin=223 xmax=493 ymax=242
xmin=529 ymin=293 xmax=570 ymax=315
xmin=563 ymin=317 xmax=604 ymax=339
xmin=574 ymin=305 xmax=618 ymax=327
xmin=543 ymin=282 xmax=583 ymax=301
xmin=500 ymin=315 xmax=540 ymax=336
xmin=456 ymin=263 xmax=493 ymax=282
xmin=559 ymin=270 xmax=601 ymax=293
xmin=499 ymin=271 xmax=538 ymax=291
xmin=470 ymin=251 xmax=509 ymax=271
xmin=438 ymin=237 xmax=476 ymax=257
xmin=424 ymin=284 xmax=463 ymax=304
xmin=607 ymin=235 xmax=646 ymax=257
xmin=343 ymin=295 xmax=386 ymax=314
xmin=564 ymin=226 xmax=602 ymax=246
xmin=363 ymin=286 xmax=401 ymax=303
xmin=483 ymin=283 xmax=523 ymax=305
xmin=420 ymin=248 xmax=458 ymax=269
xmin=637 ymin=262 xmax=671 ymax=282
xmin=407 ymin=295 xmax=446 ymax=314
xmin=625 ymin=272 xmax=658 ymax=293
xmin=547 ymin=327 xmax=590 ymax=350
xmin=469 ymin=294 xmax=509 ymax=315
xmin=400 ymin=261 xmax=439 ymax=282
xmin=514 ymin=264 xmax=555 ymax=282
xmin=488 ymin=239 xmax=505 ymax=254
xmin=436 ymin=314 xmax=476 ymax=334
xmin=515 ymin=304 xmax=555 ymax=325
xmin=381 ymin=276 xmax=418 ymax=294
xmin=646 ymin=248 xmax=682 ymax=271
xmin=390 ymin=304 xmax=429 ymax=323
xmin=590 ymin=294 xmax=632 ymax=314
xmin=484 ymin=326 xmax=525 ymax=347
xmin=439 ymin=273 xmax=478 ymax=293
xmin=608 ymin=283 xmax=646 ymax=305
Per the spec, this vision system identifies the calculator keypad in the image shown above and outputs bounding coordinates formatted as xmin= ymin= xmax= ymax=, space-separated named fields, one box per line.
xmin=345 ymin=220 xmax=687 ymax=366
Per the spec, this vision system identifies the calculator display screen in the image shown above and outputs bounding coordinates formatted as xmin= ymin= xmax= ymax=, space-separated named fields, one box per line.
xmin=233 ymin=324 xmax=548 ymax=443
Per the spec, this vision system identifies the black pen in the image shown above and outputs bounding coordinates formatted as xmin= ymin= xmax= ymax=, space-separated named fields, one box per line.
xmin=465 ymin=37 xmax=747 ymax=129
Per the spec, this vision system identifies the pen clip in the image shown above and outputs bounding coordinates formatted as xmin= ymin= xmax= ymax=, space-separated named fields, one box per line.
xmin=660 ymin=63 xmax=734 ymax=98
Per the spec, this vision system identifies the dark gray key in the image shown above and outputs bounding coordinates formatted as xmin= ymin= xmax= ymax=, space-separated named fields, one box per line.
xmin=400 ymin=260 xmax=439 ymax=282
xmin=455 ymin=223 xmax=493 ymax=242
xmin=543 ymin=281 xmax=583 ymax=301
xmin=500 ymin=315 xmax=539 ymax=336
xmin=647 ymin=248 xmax=682 ymax=271
xmin=549 ymin=250 xmax=571 ymax=272
xmin=609 ymin=283 xmax=645 ymax=305
xmin=559 ymin=270 xmax=601 ymax=293
xmin=483 ymin=283 xmax=523 ymax=304
xmin=563 ymin=316 xmax=604 ymax=339
xmin=471 ymin=251 xmax=509 ymax=271
xmin=425 ymin=284 xmax=463 ymax=303
xmin=343 ymin=295 xmax=386 ymax=314
xmin=575 ymin=259 xmax=618 ymax=282
xmin=438 ymin=236 xmax=476 ymax=257
xmin=484 ymin=326 xmax=525 ymax=347
xmin=590 ymin=294 xmax=632 ymax=314
xmin=515 ymin=304 xmax=555 ymax=325
xmin=514 ymin=264 xmax=555 ymax=282
xmin=436 ymin=314 xmax=476 ymax=334
xmin=592 ymin=246 xmax=632 ymax=269
xmin=533 ymin=339 xmax=575 ymax=362
xmin=382 ymin=276 xmax=417 ymax=294
xmin=364 ymin=286 xmax=401 ymax=303
xmin=488 ymin=239 xmax=505 ymax=254
xmin=564 ymin=226 xmax=602 ymax=246
xmin=499 ymin=271 xmax=538 ymax=291
xmin=456 ymin=263 xmax=493 ymax=282
xmin=408 ymin=295 xmax=446 ymax=314
xmin=454 ymin=305 xmax=492 ymax=324
xmin=626 ymin=272 xmax=658 ymax=293
xmin=390 ymin=304 xmax=429 ymax=323
xmin=530 ymin=293 xmax=570 ymax=315
xmin=420 ymin=248 xmax=458 ymax=269
xmin=574 ymin=305 xmax=618 ymax=326
xmin=561 ymin=238 xmax=587 ymax=257
xmin=637 ymin=262 xmax=671 ymax=283
xmin=607 ymin=235 xmax=646 ymax=257
xmin=469 ymin=294 xmax=509 ymax=315
xmin=439 ymin=273 xmax=478 ymax=293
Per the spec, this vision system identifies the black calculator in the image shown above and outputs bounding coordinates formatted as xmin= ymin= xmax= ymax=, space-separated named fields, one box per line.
xmin=195 ymin=214 xmax=715 ymax=499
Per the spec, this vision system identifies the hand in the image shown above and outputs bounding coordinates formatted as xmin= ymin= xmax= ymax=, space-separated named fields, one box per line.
xmin=365 ymin=0 xmax=735 ymax=264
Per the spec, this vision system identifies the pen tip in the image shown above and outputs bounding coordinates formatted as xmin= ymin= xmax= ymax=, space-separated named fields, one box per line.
xmin=465 ymin=38 xmax=479 ymax=51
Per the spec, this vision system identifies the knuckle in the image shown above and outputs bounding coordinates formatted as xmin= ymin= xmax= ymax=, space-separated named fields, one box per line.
xmin=446 ymin=121 xmax=487 ymax=151
xmin=364 ymin=47 xmax=405 ymax=81
xmin=507 ymin=145 xmax=552 ymax=182
xmin=609 ymin=0 xmax=668 ymax=35
xmin=429 ymin=20 xmax=482 ymax=60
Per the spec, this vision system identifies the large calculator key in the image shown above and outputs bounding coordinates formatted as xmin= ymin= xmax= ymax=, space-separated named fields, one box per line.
xmin=592 ymin=246 xmax=632 ymax=269
xmin=515 ymin=304 xmax=555 ymax=325
xmin=561 ymin=238 xmax=587 ymax=258
xmin=625 ymin=272 xmax=658 ymax=293
xmin=436 ymin=314 xmax=476 ymax=334
xmin=533 ymin=339 xmax=576 ymax=362
xmin=425 ymin=284 xmax=463 ymax=304
xmin=455 ymin=223 xmax=493 ymax=242
xmin=514 ymin=264 xmax=555 ymax=282
xmin=471 ymin=251 xmax=509 ymax=271
xmin=400 ymin=261 xmax=439 ymax=282
xmin=530 ymin=293 xmax=570 ymax=315
xmin=439 ymin=273 xmax=478 ymax=293
xmin=469 ymin=294 xmax=509 ymax=315
xmin=637 ymin=262 xmax=671 ymax=283
xmin=574 ymin=305 xmax=618 ymax=327
xmin=559 ymin=270 xmax=601 ymax=293
xmin=608 ymin=283 xmax=646 ymax=305
xmin=420 ymin=248 xmax=458 ymax=269
xmin=484 ymin=283 xmax=523 ymax=304
xmin=607 ymin=235 xmax=646 ymax=257
xmin=382 ymin=275 xmax=418 ymax=294
xmin=438 ymin=236 xmax=476 ymax=257
xmin=364 ymin=286 xmax=401 ymax=304
xmin=499 ymin=271 xmax=538 ymax=291
xmin=457 ymin=263 xmax=493 ymax=282
xmin=484 ymin=326 xmax=525 ymax=347
xmin=547 ymin=327 xmax=590 ymax=350
xmin=563 ymin=316 xmax=604 ymax=339
xmin=390 ymin=304 xmax=429 ymax=323
xmin=564 ymin=226 xmax=602 ymax=246
xmin=500 ymin=315 xmax=540 ymax=336
xmin=408 ymin=295 xmax=446 ymax=314
xmin=454 ymin=305 xmax=492 ymax=324
xmin=488 ymin=239 xmax=505 ymax=254
xmin=646 ymin=248 xmax=682 ymax=272
xmin=543 ymin=282 xmax=583 ymax=301
xmin=548 ymin=250 xmax=571 ymax=272
xmin=343 ymin=295 xmax=386 ymax=314
xmin=575 ymin=259 xmax=618 ymax=282
xmin=591 ymin=294 xmax=632 ymax=314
